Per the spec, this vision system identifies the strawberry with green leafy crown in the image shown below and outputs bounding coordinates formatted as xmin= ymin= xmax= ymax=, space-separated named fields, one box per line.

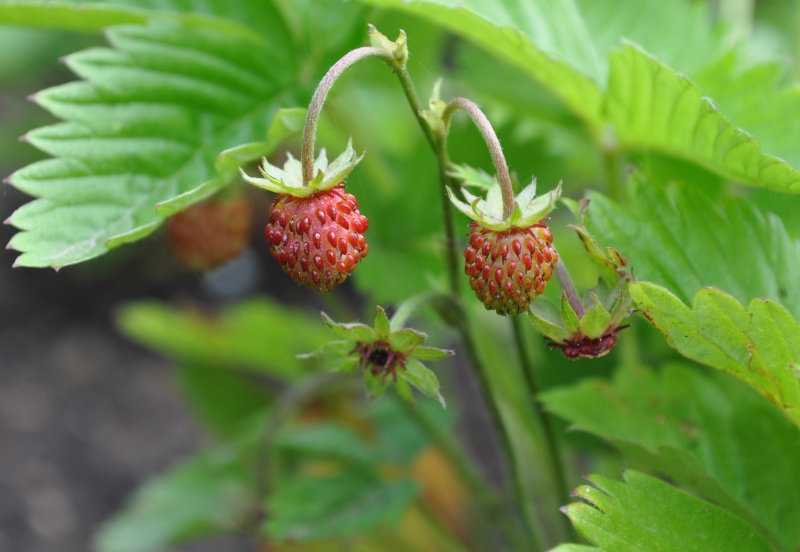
xmin=240 ymin=140 xmax=368 ymax=292
xmin=448 ymin=169 xmax=562 ymax=315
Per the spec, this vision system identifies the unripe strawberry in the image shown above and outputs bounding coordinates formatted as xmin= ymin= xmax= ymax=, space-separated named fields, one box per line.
xmin=240 ymin=139 xmax=369 ymax=293
xmin=265 ymin=184 xmax=369 ymax=292
xmin=167 ymin=195 xmax=252 ymax=270
xmin=448 ymin=170 xmax=562 ymax=315
xmin=465 ymin=221 xmax=557 ymax=315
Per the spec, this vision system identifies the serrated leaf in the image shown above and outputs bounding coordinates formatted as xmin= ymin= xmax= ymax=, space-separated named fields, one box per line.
xmin=564 ymin=471 xmax=772 ymax=552
xmin=357 ymin=0 xmax=604 ymax=133
xmin=117 ymin=298 xmax=330 ymax=379
xmin=95 ymin=445 xmax=255 ymax=552
xmin=7 ymin=20 xmax=291 ymax=267
xmin=606 ymin=43 xmax=800 ymax=191
xmin=265 ymin=472 xmax=419 ymax=542
xmin=0 ymin=1 xmax=149 ymax=31
xmin=584 ymin=180 xmax=800 ymax=319
xmin=542 ymin=363 xmax=800 ymax=550
xmin=274 ymin=423 xmax=377 ymax=467
xmin=629 ymin=283 xmax=800 ymax=429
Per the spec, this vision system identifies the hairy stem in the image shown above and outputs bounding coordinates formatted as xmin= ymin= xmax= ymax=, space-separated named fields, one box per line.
xmin=553 ymin=253 xmax=585 ymax=317
xmin=301 ymin=46 xmax=392 ymax=185
xmin=442 ymin=98 xmax=515 ymax=219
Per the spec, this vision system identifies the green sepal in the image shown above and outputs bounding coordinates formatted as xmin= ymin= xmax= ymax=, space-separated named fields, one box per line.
xmin=240 ymin=139 xmax=364 ymax=198
xmin=561 ymin=292 xmax=581 ymax=333
xmin=447 ymin=163 xmax=496 ymax=190
xmin=321 ymin=312 xmax=380 ymax=343
xmin=394 ymin=377 xmax=415 ymax=405
xmin=296 ymin=340 xmax=355 ymax=362
xmin=402 ymin=358 xmax=445 ymax=408
xmin=387 ymin=328 xmax=428 ymax=354
xmin=446 ymin=180 xmax=562 ymax=231
xmin=421 ymin=80 xmax=447 ymax=135
xmin=528 ymin=297 xmax=574 ymax=343
xmin=374 ymin=307 xmax=391 ymax=339
xmin=364 ymin=370 xmax=390 ymax=404
xmin=579 ymin=294 xmax=612 ymax=339
xmin=367 ymin=24 xmax=408 ymax=66
xmin=410 ymin=346 xmax=454 ymax=361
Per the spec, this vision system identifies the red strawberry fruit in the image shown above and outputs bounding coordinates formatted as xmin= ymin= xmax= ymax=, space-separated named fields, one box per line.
xmin=265 ymin=184 xmax=369 ymax=292
xmin=240 ymin=139 xmax=368 ymax=293
xmin=448 ymin=175 xmax=562 ymax=315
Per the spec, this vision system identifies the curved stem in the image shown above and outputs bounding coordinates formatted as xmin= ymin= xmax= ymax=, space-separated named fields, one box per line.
xmin=301 ymin=46 xmax=392 ymax=185
xmin=553 ymin=252 xmax=584 ymax=317
xmin=442 ymin=98 xmax=515 ymax=219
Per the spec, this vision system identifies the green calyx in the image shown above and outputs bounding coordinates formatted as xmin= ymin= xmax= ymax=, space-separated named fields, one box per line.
xmin=446 ymin=168 xmax=562 ymax=231
xmin=301 ymin=306 xmax=452 ymax=407
xmin=368 ymin=25 xmax=408 ymax=67
xmin=239 ymin=139 xmax=363 ymax=198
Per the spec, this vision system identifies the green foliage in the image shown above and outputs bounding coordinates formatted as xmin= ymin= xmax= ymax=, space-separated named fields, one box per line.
xmin=563 ymin=470 xmax=773 ymax=552
xmin=584 ymin=180 xmax=800 ymax=317
xmin=542 ymin=364 xmax=800 ymax=550
xmin=94 ymin=443 xmax=256 ymax=552
xmin=629 ymin=283 xmax=800 ymax=429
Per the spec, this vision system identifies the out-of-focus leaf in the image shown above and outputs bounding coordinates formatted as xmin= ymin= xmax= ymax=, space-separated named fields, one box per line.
xmin=265 ymin=471 xmax=419 ymax=542
xmin=95 ymin=445 xmax=255 ymax=552
xmin=629 ymin=283 xmax=800 ymax=429
xmin=274 ymin=423 xmax=377 ymax=467
xmin=116 ymin=298 xmax=331 ymax=379
xmin=542 ymin=363 xmax=800 ymax=550
xmin=563 ymin=471 xmax=772 ymax=552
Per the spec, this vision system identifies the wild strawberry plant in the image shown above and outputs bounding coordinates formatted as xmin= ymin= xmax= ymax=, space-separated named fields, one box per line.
xmin=3 ymin=1 xmax=800 ymax=551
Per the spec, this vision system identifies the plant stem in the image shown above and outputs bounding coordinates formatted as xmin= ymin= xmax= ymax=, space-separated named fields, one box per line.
xmin=442 ymin=98 xmax=515 ymax=219
xmin=390 ymin=63 xmax=460 ymax=293
xmin=454 ymin=318 xmax=546 ymax=552
xmin=553 ymin=253 xmax=585 ymax=317
xmin=301 ymin=46 xmax=392 ymax=185
xmin=511 ymin=316 xmax=572 ymax=514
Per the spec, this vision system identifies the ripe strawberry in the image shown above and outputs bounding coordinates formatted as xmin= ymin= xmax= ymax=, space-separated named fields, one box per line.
xmin=167 ymin=195 xmax=253 ymax=270
xmin=265 ymin=184 xmax=369 ymax=292
xmin=464 ymin=221 xmax=557 ymax=315
xmin=240 ymin=139 xmax=368 ymax=293
xmin=447 ymin=173 xmax=562 ymax=315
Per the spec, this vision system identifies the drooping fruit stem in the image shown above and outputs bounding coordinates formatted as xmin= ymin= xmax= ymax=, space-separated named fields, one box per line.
xmin=301 ymin=46 xmax=393 ymax=185
xmin=553 ymin=252 xmax=585 ymax=317
xmin=442 ymin=98 xmax=515 ymax=219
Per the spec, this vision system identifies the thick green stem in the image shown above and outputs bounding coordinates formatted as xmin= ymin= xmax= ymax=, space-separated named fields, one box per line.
xmin=301 ymin=46 xmax=392 ymax=185
xmin=442 ymin=98 xmax=515 ymax=219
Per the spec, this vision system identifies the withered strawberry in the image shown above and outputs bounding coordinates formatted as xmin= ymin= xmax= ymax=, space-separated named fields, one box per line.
xmin=240 ymin=139 xmax=368 ymax=293
xmin=265 ymin=184 xmax=369 ymax=292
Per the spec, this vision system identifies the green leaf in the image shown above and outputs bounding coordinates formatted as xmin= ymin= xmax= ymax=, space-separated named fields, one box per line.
xmin=176 ymin=362 xmax=271 ymax=437
xmin=265 ymin=472 xmax=419 ymax=542
xmin=564 ymin=470 xmax=772 ymax=552
xmin=357 ymin=0 xmax=604 ymax=133
xmin=0 ymin=1 xmax=149 ymax=31
xmin=629 ymin=283 xmax=800 ymax=429
xmin=274 ymin=423 xmax=377 ymax=467
xmin=584 ymin=181 xmax=800 ymax=318
xmin=542 ymin=363 xmax=800 ymax=550
xmin=95 ymin=445 xmax=255 ymax=552
xmin=116 ymin=298 xmax=331 ymax=379
xmin=7 ymin=19 xmax=290 ymax=267
xmin=606 ymin=43 xmax=800 ymax=191
xmin=401 ymin=358 xmax=444 ymax=408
